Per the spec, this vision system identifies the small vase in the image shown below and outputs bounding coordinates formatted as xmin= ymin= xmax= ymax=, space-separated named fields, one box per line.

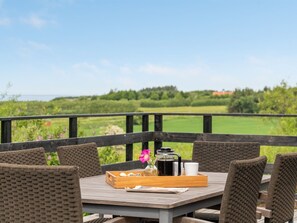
xmin=144 ymin=164 xmax=158 ymax=176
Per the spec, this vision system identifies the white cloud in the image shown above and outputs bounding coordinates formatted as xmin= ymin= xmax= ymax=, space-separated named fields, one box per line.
xmin=27 ymin=0 xmax=78 ymax=11
xmin=51 ymin=66 xmax=66 ymax=76
xmin=116 ymin=77 xmax=137 ymax=88
xmin=137 ymin=63 xmax=203 ymax=78
xmin=0 ymin=17 xmax=11 ymax=26
xmin=247 ymin=56 xmax=265 ymax=66
xmin=17 ymin=40 xmax=51 ymax=57
xmin=120 ymin=63 xmax=203 ymax=79
xmin=181 ymin=67 xmax=202 ymax=77
xmin=72 ymin=62 xmax=103 ymax=76
xmin=138 ymin=64 xmax=177 ymax=75
xmin=100 ymin=59 xmax=111 ymax=66
xmin=120 ymin=66 xmax=133 ymax=74
xmin=21 ymin=15 xmax=47 ymax=28
xmin=27 ymin=41 xmax=51 ymax=51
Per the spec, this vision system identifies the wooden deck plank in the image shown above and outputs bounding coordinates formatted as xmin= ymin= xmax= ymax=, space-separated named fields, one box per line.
xmin=257 ymin=210 xmax=297 ymax=222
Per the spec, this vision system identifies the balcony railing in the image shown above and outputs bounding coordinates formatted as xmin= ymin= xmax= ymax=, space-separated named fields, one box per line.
xmin=1 ymin=112 xmax=297 ymax=157
xmin=1 ymin=112 xmax=297 ymax=173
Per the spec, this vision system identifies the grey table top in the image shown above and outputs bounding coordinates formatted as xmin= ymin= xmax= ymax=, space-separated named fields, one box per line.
xmin=80 ymin=172 xmax=270 ymax=223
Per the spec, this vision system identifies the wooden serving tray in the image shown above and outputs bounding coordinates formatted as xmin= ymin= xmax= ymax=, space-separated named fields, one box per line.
xmin=105 ymin=170 xmax=208 ymax=189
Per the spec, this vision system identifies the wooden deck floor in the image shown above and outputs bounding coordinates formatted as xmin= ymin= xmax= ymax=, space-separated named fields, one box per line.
xmin=257 ymin=210 xmax=297 ymax=222
xmin=107 ymin=209 xmax=297 ymax=222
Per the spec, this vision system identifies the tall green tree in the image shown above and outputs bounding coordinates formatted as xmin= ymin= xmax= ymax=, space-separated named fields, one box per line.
xmin=259 ymin=81 xmax=297 ymax=114
xmin=259 ymin=81 xmax=297 ymax=135
xmin=227 ymin=88 xmax=260 ymax=113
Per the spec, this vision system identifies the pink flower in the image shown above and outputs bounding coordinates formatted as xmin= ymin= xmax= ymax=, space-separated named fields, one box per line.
xmin=36 ymin=135 xmax=43 ymax=141
xmin=139 ymin=149 xmax=151 ymax=163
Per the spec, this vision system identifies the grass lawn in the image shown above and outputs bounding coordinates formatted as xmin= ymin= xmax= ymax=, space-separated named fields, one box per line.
xmin=135 ymin=106 xmax=278 ymax=135
xmin=138 ymin=106 xmax=227 ymax=113
xmin=35 ymin=106 xmax=295 ymax=163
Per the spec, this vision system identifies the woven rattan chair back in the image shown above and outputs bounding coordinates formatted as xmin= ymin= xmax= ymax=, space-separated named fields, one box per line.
xmin=192 ymin=141 xmax=260 ymax=172
xmin=0 ymin=163 xmax=83 ymax=223
xmin=0 ymin=147 xmax=47 ymax=165
xmin=57 ymin=142 xmax=101 ymax=178
xmin=265 ymin=152 xmax=297 ymax=223
xmin=219 ymin=156 xmax=267 ymax=223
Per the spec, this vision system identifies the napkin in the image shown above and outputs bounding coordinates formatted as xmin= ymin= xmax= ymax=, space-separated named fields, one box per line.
xmin=125 ymin=185 xmax=188 ymax=194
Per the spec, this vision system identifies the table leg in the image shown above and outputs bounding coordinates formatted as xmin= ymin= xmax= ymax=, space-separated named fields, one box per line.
xmin=159 ymin=209 xmax=173 ymax=223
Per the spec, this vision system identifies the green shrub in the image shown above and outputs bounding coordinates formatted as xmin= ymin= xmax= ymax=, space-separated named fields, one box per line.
xmin=191 ymin=98 xmax=230 ymax=106
xmin=53 ymin=100 xmax=138 ymax=114
xmin=46 ymin=152 xmax=60 ymax=165
xmin=228 ymin=88 xmax=261 ymax=113
xmin=140 ymin=100 xmax=165 ymax=107
xmin=261 ymin=146 xmax=297 ymax=163
xmin=165 ymin=99 xmax=191 ymax=107
xmin=12 ymin=119 xmax=67 ymax=142
xmin=98 ymin=147 xmax=120 ymax=164
xmin=133 ymin=115 xmax=142 ymax=125
xmin=140 ymin=99 xmax=191 ymax=107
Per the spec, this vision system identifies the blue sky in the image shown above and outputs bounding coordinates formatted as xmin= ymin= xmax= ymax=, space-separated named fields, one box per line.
xmin=1 ymin=0 xmax=297 ymax=97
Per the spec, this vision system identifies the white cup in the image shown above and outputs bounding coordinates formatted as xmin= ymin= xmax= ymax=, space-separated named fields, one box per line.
xmin=173 ymin=161 xmax=184 ymax=176
xmin=184 ymin=162 xmax=199 ymax=176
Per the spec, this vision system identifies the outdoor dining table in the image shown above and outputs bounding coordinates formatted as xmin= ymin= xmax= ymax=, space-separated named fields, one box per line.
xmin=80 ymin=172 xmax=270 ymax=223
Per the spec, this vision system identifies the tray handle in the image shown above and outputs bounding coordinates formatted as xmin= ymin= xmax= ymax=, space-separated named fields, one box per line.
xmin=106 ymin=171 xmax=114 ymax=185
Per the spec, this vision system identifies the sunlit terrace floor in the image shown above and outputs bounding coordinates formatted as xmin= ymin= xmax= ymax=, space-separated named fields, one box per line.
xmin=257 ymin=210 xmax=297 ymax=222
xmin=103 ymin=211 xmax=297 ymax=222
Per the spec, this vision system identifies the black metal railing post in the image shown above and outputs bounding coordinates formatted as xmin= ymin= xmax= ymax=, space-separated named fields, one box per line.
xmin=154 ymin=114 xmax=163 ymax=154
xmin=142 ymin=114 xmax=149 ymax=150
xmin=126 ymin=115 xmax=134 ymax=161
xmin=69 ymin=117 xmax=78 ymax=138
xmin=1 ymin=119 xmax=12 ymax=143
xmin=203 ymin=115 xmax=212 ymax=133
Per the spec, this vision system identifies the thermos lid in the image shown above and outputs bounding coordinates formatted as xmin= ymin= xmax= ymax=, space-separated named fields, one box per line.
xmin=157 ymin=147 xmax=174 ymax=154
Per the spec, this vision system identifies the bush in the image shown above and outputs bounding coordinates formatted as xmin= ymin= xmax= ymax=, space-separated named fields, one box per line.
xmin=140 ymin=99 xmax=191 ymax=107
xmin=228 ymin=88 xmax=261 ymax=113
xmin=140 ymin=100 xmax=165 ymax=107
xmin=165 ymin=99 xmax=191 ymax=107
xmin=46 ymin=152 xmax=60 ymax=165
xmin=53 ymin=100 xmax=138 ymax=114
xmin=98 ymin=147 xmax=120 ymax=164
xmin=191 ymin=98 xmax=230 ymax=106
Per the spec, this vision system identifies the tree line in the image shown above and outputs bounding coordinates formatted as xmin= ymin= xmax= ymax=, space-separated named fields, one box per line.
xmin=1 ymin=82 xmax=296 ymax=116
xmin=98 ymin=85 xmax=214 ymax=101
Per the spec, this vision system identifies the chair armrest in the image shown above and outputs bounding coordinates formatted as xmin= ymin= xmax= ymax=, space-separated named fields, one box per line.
xmin=174 ymin=216 xmax=212 ymax=223
xmin=257 ymin=207 xmax=272 ymax=219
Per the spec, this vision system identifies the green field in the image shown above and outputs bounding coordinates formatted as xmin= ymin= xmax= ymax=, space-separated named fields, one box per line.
xmin=75 ymin=106 xmax=288 ymax=162
xmin=136 ymin=106 xmax=277 ymax=135
xmin=138 ymin=106 xmax=227 ymax=113
xmin=15 ymin=105 xmax=295 ymax=163
xmin=44 ymin=106 xmax=278 ymax=136
xmin=59 ymin=106 xmax=278 ymax=137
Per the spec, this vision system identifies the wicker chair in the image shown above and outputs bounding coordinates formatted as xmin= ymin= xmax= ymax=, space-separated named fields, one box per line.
xmin=257 ymin=152 xmax=297 ymax=223
xmin=0 ymin=147 xmax=47 ymax=165
xmin=0 ymin=163 xmax=138 ymax=223
xmin=57 ymin=142 xmax=102 ymax=178
xmin=173 ymin=156 xmax=267 ymax=223
xmin=192 ymin=141 xmax=260 ymax=172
